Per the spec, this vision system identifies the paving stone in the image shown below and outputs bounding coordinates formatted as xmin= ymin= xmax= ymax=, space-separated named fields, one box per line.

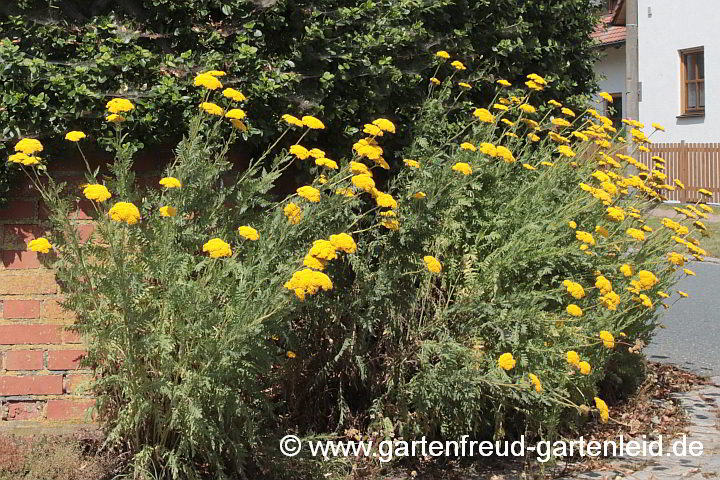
xmin=561 ymin=380 xmax=720 ymax=480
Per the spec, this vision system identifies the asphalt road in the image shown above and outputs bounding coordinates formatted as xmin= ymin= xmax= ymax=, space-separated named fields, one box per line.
xmin=645 ymin=261 xmax=720 ymax=376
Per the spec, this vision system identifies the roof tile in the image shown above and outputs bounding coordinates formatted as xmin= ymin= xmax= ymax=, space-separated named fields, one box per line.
xmin=592 ymin=13 xmax=627 ymax=46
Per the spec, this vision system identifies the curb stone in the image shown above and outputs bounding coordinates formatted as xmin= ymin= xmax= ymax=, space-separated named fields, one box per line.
xmin=557 ymin=376 xmax=720 ymax=480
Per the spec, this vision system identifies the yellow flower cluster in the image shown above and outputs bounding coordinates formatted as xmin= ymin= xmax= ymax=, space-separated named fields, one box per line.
xmin=473 ymin=108 xmax=495 ymax=123
xmin=159 ymin=206 xmax=177 ymax=217
xmin=203 ymin=238 xmax=232 ymax=258
xmin=106 ymin=98 xmax=135 ymax=114
xmin=28 ymin=237 xmax=52 ymax=254
xmin=84 ymin=184 xmax=112 ymax=202
xmin=497 ymin=353 xmax=516 ymax=370
xmin=159 ymin=177 xmax=182 ymax=188
xmin=297 ymin=186 xmax=321 ymax=203
xmin=528 ymin=373 xmax=542 ymax=393
xmin=423 ymin=255 xmax=442 ymax=274
xmin=452 ymin=162 xmax=472 ymax=175
xmin=108 ymin=202 xmax=141 ymax=225
xmin=575 ymin=231 xmax=595 ymax=246
xmin=283 ymin=269 xmax=333 ymax=300
xmin=284 ymin=203 xmax=303 ymax=224
xmin=599 ymin=331 xmax=615 ymax=349
xmin=201 ymin=102 xmax=224 ymax=116
xmin=566 ymin=304 xmax=583 ymax=317
xmin=563 ymin=280 xmax=585 ymax=299
xmin=8 ymin=152 xmax=41 ymax=165
xmin=594 ymin=397 xmax=610 ymax=423
xmin=237 ymin=226 xmax=259 ymax=241
xmin=302 ymin=115 xmax=325 ymax=130
xmin=629 ymin=270 xmax=658 ymax=292
xmin=329 ymin=233 xmax=357 ymax=254
xmin=65 ymin=131 xmax=86 ymax=142
xmin=14 ymin=138 xmax=44 ymax=155
xmin=194 ymin=73 xmax=223 ymax=90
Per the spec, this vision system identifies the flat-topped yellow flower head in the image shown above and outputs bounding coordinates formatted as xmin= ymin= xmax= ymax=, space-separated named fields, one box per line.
xmin=200 ymin=102 xmax=224 ymax=116
xmin=497 ymin=353 xmax=516 ymax=370
xmin=451 ymin=162 xmax=472 ymax=175
xmin=297 ymin=186 xmax=321 ymax=203
xmin=194 ymin=73 xmax=223 ymax=90
xmin=281 ymin=114 xmax=304 ymax=127
xmin=83 ymin=184 xmax=112 ymax=202
xmin=302 ymin=115 xmax=325 ymax=129
xmin=65 ymin=131 xmax=86 ymax=142
xmin=159 ymin=177 xmax=182 ymax=188
xmin=372 ymin=118 xmax=395 ymax=133
xmin=222 ymin=88 xmax=246 ymax=101
xmin=106 ymin=98 xmax=135 ymax=113
xmin=159 ymin=206 xmax=177 ymax=217
xmin=329 ymin=233 xmax=357 ymax=254
xmin=284 ymin=203 xmax=303 ymax=224
xmin=203 ymin=238 xmax=232 ymax=258
xmin=28 ymin=237 xmax=52 ymax=254
xmin=14 ymin=138 xmax=44 ymax=155
xmin=237 ymin=226 xmax=259 ymax=241
xmin=109 ymin=202 xmax=141 ymax=225
xmin=473 ymin=108 xmax=495 ymax=123
xmin=106 ymin=114 xmax=125 ymax=123
xmin=225 ymin=109 xmax=246 ymax=120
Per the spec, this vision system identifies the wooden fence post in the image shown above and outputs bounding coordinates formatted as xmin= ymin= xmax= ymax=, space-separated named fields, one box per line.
xmin=678 ymin=140 xmax=688 ymax=203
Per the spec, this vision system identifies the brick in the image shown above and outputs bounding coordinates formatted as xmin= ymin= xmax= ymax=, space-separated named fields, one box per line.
xmin=2 ymin=250 xmax=43 ymax=269
xmin=43 ymin=298 xmax=76 ymax=320
xmin=75 ymin=224 xmax=96 ymax=243
xmin=46 ymin=399 xmax=96 ymax=421
xmin=134 ymin=148 xmax=174 ymax=172
xmin=6 ymin=401 xmax=44 ymax=421
xmin=65 ymin=374 xmax=94 ymax=394
xmin=38 ymin=199 xmax=94 ymax=221
xmin=47 ymin=157 xmax=84 ymax=173
xmin=0 ymin=325 xmax=63 ymax=345
xmin=4 ymin=350 xmax=45 ymax=370
xmin=47 ymin=350 xmax=86 ymax=370
xmin=0 ymin=375 xmax=63 ymax=395
xmin=70 ymin=200 xmax=94 ymax=220
xmin=136 ymin=175 xmax=161 ymax=188
xmin=56 ymin=175 xmax=87 ymax=190
xmin=8 ymin=177 xmax=42 ymax=197
xmin=0 ymin=200 xmax=37 ymax=221
xmin=3 ymin=224 xmax=46 ymax=247
xmin=2 ymin=299 xmax=41 ymax=319
xmin=0 ymin=274 xmax=57 ymax=294
xmin=62 ymin=328 xmax=83 ymax=344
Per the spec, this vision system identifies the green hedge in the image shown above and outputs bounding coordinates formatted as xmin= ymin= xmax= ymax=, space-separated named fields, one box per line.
xmin=0 ymin=0 xmax=601 ymax=207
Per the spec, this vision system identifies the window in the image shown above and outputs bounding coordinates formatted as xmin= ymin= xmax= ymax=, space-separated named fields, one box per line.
xmin=681 ymin=48 xmax=705 ymax=116
xmin=605 ymin=93 xmax=623 ymax=129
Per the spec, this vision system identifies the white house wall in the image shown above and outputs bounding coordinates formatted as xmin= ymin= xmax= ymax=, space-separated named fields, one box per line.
xmin=594 ymin=45 xmax=627 ymax=119
xmin=638 ymin=0 xmax=718 ymax=143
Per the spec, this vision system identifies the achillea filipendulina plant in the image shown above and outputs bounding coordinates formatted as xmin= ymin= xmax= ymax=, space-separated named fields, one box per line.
xmin=8 ymin=53 xmax=713 ymax=479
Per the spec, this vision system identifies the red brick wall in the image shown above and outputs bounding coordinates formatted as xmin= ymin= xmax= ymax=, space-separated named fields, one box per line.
xmin=1 ymin=145 xmax=251 ymax=427
xmin=0 ymin=148 xmax=159 ymax=425
xmin=0 ymin=160 xmax=97 ymax=423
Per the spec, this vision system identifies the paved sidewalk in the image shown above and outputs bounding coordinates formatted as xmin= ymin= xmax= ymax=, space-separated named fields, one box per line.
xmin=645 ymin=261 xmax=720 ymax=376
xmin=559 ymin=377 xmax=720 ymax=480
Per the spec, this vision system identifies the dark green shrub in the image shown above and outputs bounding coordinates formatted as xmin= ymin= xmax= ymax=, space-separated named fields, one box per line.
xmin=1 ymin=0 xmax=602 ymax=204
